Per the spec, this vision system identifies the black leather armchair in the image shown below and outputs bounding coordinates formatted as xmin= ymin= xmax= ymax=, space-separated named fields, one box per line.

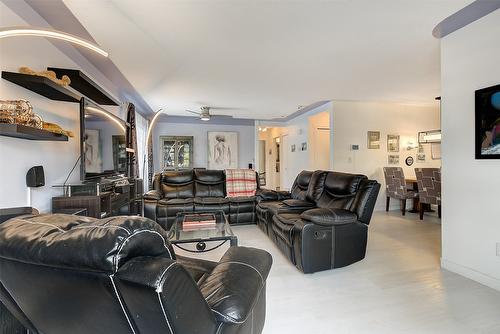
xmin=0 ymin=214 xmax=272 ymax=334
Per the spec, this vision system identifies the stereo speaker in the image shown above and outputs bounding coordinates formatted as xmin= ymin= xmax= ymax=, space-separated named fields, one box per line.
xmin=26 ymin=166 xmax=45 ymax=187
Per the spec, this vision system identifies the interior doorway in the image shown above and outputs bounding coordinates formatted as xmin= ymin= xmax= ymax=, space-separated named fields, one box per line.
xmin=308 ymin=111 xmax=331 ymax=170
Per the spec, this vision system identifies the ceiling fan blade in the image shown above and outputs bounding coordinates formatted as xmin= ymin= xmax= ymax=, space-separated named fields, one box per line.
xmin=185 ymin=109 xmax=201 ymax=115
xmin=209 ymin=106 xmax=245 ymax=111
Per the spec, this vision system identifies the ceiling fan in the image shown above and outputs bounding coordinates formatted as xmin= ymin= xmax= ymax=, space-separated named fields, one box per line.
xmin=185 ymin=106 xmax=240 ymax=121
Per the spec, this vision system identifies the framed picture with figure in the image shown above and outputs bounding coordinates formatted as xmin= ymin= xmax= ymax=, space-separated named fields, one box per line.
xmin=208 ymin=132 xmax=238 ymax=169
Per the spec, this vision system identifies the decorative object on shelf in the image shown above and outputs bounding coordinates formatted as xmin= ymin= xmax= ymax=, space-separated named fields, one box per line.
xmin=0 ymin=99 xmax=43 ymax=129
xmin=475 ymin=83 xmax=500 ymax=159
xmin=19 ymin=67 xmax=70 ymax=87
xmin=126 ymin=103 xmax=139 ymax=178
xmin=405 ymin=156 xmax=414 ymax=166
xmin=208 ymin=131 xmax=238 ymax=169
xmin=431 ymin=143 xmax=441 ymax=160
xmin=418 ymin=129 xmax=441 ymax=143
xmin=0 ymin=27 xmax=108 ymax=57
xmin=42 ymin=122 xmax=74 ymax=137
xmin=291 ymin=144 xmax=296 ymax=152
xmin=388 ymin=154 xmax=399 ymax=165
xmin=416 ymin=153 xmax=426 ymax=162
xmin=387 ymin=134 xmax=400 ymax=152
xmin=367 ymin=131 xmax=380 ymax=149
xmin=301 ymin=142 xmax=307 ymax=151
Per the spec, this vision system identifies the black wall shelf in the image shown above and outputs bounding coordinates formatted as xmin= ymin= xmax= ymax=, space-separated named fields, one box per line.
xmin=0 ymin=123 xmax=68 ymax=141
xmin=48 ymin=67 xmax=119 ymax=106
xmin=1 ymin=71 xmax=80 ymax=103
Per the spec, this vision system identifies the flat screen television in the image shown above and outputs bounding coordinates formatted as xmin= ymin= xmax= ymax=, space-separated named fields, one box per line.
xmin=80 ymin=98 xmax=130 ymax=180
xmin=476 ymin=83 xmax=500 ymax=159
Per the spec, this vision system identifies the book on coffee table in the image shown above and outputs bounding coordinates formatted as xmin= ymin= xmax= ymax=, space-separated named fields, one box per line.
xmin=183 ymin=213 xmax=216 ymax=229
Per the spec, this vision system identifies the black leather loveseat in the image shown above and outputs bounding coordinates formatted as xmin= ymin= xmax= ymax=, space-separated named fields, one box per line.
xmin=0 ymin=214 xmax=272 ymax=334
xmin=256 ymin=170 xmax=380 ymax=273
xmin=144 ymin=169 xmax=259 ymax=230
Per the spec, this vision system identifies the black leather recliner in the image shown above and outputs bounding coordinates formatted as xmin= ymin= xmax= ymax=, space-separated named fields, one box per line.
xmin=0 ymin=214 xmax=272 ymax=334
xmin=257 ymin=170 xmax=380 ymax=273
xmin=144 ymin=169 xmax=258 ymax=230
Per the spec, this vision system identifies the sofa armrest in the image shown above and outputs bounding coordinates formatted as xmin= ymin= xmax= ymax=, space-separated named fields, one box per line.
xmin=199 ymin=246 xmax=272 ymax=325
xmin=116 ymin=256 xmax=219 ymax=333
xmin=143 ymin=190 xmax=162 ymax=201
xmin=300 ymin=208 xmax=358 ymax=226
xmin=282 ymin=199 xmax=315 ymax=209
xmin=255 ymin=188 xmax=291 ymax=201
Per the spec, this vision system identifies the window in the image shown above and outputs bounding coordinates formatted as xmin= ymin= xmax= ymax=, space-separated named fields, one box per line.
xmin=160 ymin=136 xmax=194 ymax=170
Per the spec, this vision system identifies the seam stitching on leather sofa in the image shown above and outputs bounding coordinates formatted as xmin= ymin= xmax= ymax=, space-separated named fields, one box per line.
xmin=155 ymin=262 xmax=177 ymax=292
xmin=109 ymin=274 xmax=136 ymax=334
xmin=114 ymin=230 xmax=172 ymax=272
xmin=15 ymin=219 xmax=65 ymax=232
xmin=157 ymin=292 xmax=174 ymax=334
xmin=220 ymin=261 xmax=264 ymax=283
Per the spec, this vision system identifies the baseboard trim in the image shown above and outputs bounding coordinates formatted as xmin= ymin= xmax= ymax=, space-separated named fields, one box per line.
xmin=441 ymin=258 xmax=500 ymax=291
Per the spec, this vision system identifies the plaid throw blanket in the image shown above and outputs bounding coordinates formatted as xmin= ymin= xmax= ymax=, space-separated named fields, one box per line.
xmin=225 ymin=169 xmax=257 ymax=197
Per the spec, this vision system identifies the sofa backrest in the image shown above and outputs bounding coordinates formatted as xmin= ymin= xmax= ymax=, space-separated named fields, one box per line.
xmin=194 ymin=169 xmax=226 ymax=197
xmin=350 ymin=179 xmax=381 ymax=224
xmin=290 ymin=170 xmax=314 ymax=200
xmin=0 ymin=214 xmax=183 ymax=334
xmin=160 ymin=170 xmax=195 ymax=198
xmin=315 ymin=172 xmax=368 ymax=209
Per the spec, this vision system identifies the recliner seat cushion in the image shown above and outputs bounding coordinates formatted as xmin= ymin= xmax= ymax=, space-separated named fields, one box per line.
xmin=300 ymin=208 xmax=358 ymax=226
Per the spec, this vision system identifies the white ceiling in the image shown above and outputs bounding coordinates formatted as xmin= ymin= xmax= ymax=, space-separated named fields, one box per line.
xmin=63 ymin=0 xmax=471 ymax=119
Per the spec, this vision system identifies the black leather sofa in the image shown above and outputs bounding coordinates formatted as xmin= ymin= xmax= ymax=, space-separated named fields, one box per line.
xmin=0 ymin=214 xmax=272 ymax=334
xmin=144 ymin=169 xmax=259 ymax=230
xmin=256 ymin=170 xmax=380 ymax=273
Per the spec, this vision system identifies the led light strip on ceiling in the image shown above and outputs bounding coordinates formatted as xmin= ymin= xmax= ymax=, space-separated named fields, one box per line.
xmin=0 ymin=26 xmax=108 ymax=57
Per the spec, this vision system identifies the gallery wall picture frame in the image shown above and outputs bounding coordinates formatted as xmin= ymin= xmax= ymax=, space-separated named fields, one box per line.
xmin=431 ymin=143 xmax=441 ymax=160
xmin=387 ymin=134 xmax=400 ymax=152
xmin=301 ymin=142 xmax=307 ymax=151
xmin=388 ymin=155 xmax=399 ymax=165
xmin=207 ymin=131 xmax=238 ymax=169
xmin=291 ymin=144 xmax=296 ymax=152
xmin=367 ymin=131 xmax=380 ymax=149
xmin=416 ymin=153 xmax=426 ymax=163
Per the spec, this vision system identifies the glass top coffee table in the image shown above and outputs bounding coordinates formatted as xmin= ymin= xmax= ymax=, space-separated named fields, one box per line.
xmin=168 ymin=211 xmax=238 ymax=252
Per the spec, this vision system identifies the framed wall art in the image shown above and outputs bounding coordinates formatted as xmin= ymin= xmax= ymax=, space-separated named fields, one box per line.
xmin=367 ymin=131 xmax=380 ymax=149
xmin=387 ymin=134 xmax=400 ymax=152
xmin=208 ymin=131 xmax=238 ymax=169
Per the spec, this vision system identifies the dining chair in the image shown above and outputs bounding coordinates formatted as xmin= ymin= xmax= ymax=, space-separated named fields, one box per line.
xmin=383 ymin=167 xmax=418 ymax=216
xmin=414 ymin=168 xmax=441 ymax=220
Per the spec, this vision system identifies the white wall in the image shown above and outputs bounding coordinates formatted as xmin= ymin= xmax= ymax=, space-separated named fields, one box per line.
xmin=152 ymin=121 xmax=255 ymax=172
xmin=440 ymin=10 xmax=500 ymax=291
xmin=332 ymin=101 xmax=441 ymax=211
xmin=0 ymin=2 xmax=82 ymax=212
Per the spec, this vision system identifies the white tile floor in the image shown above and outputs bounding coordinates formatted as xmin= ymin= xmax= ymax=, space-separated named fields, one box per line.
xmin=174 ymin=211 xmax=500 ymax=334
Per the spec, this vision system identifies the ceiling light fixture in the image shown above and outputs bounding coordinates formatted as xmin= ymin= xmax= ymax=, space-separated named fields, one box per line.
xmin=0 ymin=26 xmax=109 ymax=57
xmin=86 ymin=106 xmax=125 ymax=132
